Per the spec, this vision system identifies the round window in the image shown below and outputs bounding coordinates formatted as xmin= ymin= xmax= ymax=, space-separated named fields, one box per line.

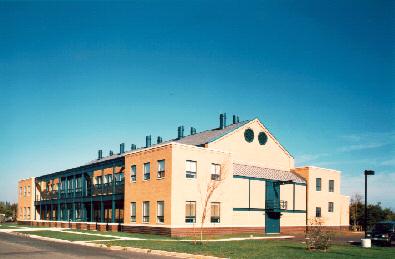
xmin=258 ymin=132 xmax=268 ymax=145
xmin=244 ymin=128 xmax=254 ymax=143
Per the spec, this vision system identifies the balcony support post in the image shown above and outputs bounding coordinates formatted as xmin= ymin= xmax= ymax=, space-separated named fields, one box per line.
xmin=100 ymin=200 xmax=104 ymax=223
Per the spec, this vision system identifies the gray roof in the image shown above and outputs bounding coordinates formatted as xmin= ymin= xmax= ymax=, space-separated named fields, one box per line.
xmin=84 ymin=120 xmax=251 ymax=167
xmin=233 ymin=163 xmax=306 ymax=184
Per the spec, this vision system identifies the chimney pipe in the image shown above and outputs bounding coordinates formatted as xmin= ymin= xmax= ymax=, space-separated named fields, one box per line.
xmin=233 ymin=115 xmax=237 ymax=124
xmin=220 ymin=114 xmax=224 ymax=129
xmin=120 ymin=143 xmax=125 ymax=154
xmin=109 ymin=150 xmax=114 ymax=156
xmin=131 ymin=144 xmax=136 ymax=150
xmin=237 ymin=116 xmax=240 ymax=123
xmin=224 ymin=113 xmax=227 ymax=127
xmin=146 ymin=135 xmax=152 ymax=148
xmin=190 ymin=127 xmax=196 ymax=135
xmin=177 ymin=126 xmax=184 ymax=139
xmin=157 ymin=136 xmax=163 ymax=144
xmin=98 ymin=150 xmax=103 ymax=160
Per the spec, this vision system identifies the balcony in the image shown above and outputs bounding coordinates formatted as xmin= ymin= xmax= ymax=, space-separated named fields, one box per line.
xmin=91 ymin=181 xmax=124 ymax=196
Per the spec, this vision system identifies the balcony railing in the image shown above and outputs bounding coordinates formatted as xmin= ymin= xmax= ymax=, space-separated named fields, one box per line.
xmin=266 ymin=200 xmax=288 ymax=211
xmin=91 ymin=181 xmax=124 ymax=196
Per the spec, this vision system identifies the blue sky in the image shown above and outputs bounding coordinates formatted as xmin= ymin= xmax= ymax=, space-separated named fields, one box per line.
xmin=0 ymin=1 xmax=394 ymax=208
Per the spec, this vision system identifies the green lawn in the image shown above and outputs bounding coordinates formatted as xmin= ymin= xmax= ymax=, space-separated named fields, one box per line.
xmin=0 ymin=223 xmax=21 ymax=229
xmin=67 ymin=229 xmax=172 ymax=240
xmin=96 ymin=239 xmax=395 ymax=259
xmin=17 ymin=230 xmax=117 ymax=241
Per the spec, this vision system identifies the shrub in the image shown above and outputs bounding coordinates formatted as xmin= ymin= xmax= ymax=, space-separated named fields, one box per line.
xmin=305 ymin=218 xmax=333 ymax=251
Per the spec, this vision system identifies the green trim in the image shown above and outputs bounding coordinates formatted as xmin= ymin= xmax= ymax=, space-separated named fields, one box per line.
xmin=233 ymin=208 xmax=306 ymax=213
xmin=233 ymin=175 xmax=306 ymax=186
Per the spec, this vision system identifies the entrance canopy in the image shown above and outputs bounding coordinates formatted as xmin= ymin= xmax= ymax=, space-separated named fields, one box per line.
xmin=233 ymin=163 xmax=305 ymax=184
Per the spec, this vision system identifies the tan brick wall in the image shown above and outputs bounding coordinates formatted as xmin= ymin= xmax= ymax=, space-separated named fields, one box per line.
xmin=17 ymin=178 xmax=35 ymax=221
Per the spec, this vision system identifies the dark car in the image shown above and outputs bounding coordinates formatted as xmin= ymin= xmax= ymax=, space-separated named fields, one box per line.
xmin=367 ymin=221 xmax=395 ymax=246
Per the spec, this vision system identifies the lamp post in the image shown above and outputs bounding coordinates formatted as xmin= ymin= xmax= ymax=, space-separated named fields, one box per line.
xmin=364 ymin=170 xmax=375 ymax=238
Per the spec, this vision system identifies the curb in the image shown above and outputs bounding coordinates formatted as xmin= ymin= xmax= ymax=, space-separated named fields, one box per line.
xmin=8 ymin=231 xmax=225 ymax=259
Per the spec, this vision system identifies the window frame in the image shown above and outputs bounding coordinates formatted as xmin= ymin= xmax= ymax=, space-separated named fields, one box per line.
xmin=316 ymin=178 xmax=322 ymax=191
xmin=316 ymin=207 xmax=322 ymax=217
xmin=211 ymin=163 xmax=221 ymax=181
xmin=131 ymin=165 xmax=137 ymax=182
xmin=142 ymin=201 xmax=150 ymax=223
xmin=185 ymin=201 xmax=196 ymax=223
xmin=329 ymin=180 xmax=334 ymax=192
xmin=130 ymin=202 xmax=136 ymax=223
xmin=157 ymin=160 xmax=165 ymax=179
xmin=144 ymin=162 xmax=151 ymax=180
xmin=157 ymin=201 xmax=165 ymax=223
xmin=210 ymin=202 xmax=220 ymax=223
xmin=328 ymin=202 xmax=334 ymax=212
xmin=185 ymin=160 xmax=197 ymax=179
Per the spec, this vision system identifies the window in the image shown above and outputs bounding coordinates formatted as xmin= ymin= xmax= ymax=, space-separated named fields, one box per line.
xmin=115 ymin=173 xmax=124 ymax=182
xmin=185 ymin=201 xmax=196 ymax=223
xmin=211 ymin=164 xmax=221 ymax=180
xmin=144 ymin=163 xmax=150 ymax=180
xmin=210 ymin=202 xmax=220 ymax=223
xmin=23 ymin=207 xmax=26 ymax=219
xmin=316 ymin=207 xmax=321 ymax=217
xmin=105 ymin=174 xmax=113 ymax=184
xmin=19 ymin=187 xmax=22 ymax=195
xmin=186 ymin=160 xmax=197 ymax=178
xmin=131 ymin=165 xmax=137 ymax=182
xmin=96 ymin=176 xmax=103 ymax=185
xmin=316 ymin=178 xmax=321 ymax=191
xmin=328 ymin=202 xmax=334 ymax=212
xmin=27 ymin=186 xmax=31 ymax=195
xmin=130 ymin=202 xmax=136 ymax=222
xmin=157 ymin=201 xmax=164 ymax=223
xmin=24 ymin=186 xmax=26 ymax=197
xmin=157 ymin=160 xmax=165 ymax=178
xmin=329 ymin=180 xmax=334 ymax=192
xmin=27 ymin=207 xmax=31 ymax=218
xmin=143 ymin=201 xmax=150 ymax=223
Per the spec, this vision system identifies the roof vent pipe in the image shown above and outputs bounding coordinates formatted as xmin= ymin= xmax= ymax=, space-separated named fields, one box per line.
xmin=237 ymin=116 xmax=240 ymax=123
xmin=131 ymin=144 xmax=136 ymax=150
xmin=98 ymin=150 xmax=103 ymax=160
xmin=146 ymin=135 xmax=152 ymax=148
xmin=233 ymin=115 xmax=237 ymax=124
xmin=177 ymin=126 xmax=184 ymax=139
xmin=190 ymin=127 xmax=196 ymax=135
xmin=120 ymin=143 xmax=125 ymax=154
xmin=224 ymin=113 xmax=227 ymax=127
xmin=157 ymin=136 xmax=163 ymax=144
xmin=109 ymin=150 xmax=114 ymax=156
xmin=219 ymin=114 xmax=224 ymax=129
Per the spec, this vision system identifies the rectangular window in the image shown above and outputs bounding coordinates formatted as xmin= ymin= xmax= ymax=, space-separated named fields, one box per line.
xmin=328 ymin=202 xmax=334 ymax=212
xmin=19 ymin=187 xmax=22 ymax=195
xmin=157 ymin=160 xmax=165 ymax=178
xmin=157 ymin=201 xmax=164 ymax=223
xmin=143 ymin=201 xmax=150 ymax=223
xmin=316 ymin=178 xmax=321 ymax=191
xmin=210 ymin=202 xmax=220 ymax=223
xmin=27 ymin=186 xmax=31 ymax=195
xmin=130 ymin=202 xmax=136 ymax=222
xmin=316 ymin=207 xmax=321 ymax=217
xmin=24 ymin=186 xmax=26 ymax=196
xmin=27 ymin=207 xmax=31 ymax=218
xmin=144 ymin=163 xmax=151 ymax=180
xmin=186 ymin=160 xmax=197 ymax=178
xmin=131 ymin=165 xmax=137 ymax=182
xmin=185 ymin=201 xmax=196 ymax=223
xmin=329 ymin=180 xmax=334 ymax=192
xmin=115 ymin=173 xmax=124 ymax=182
xmin=211 ymin=163 xmax=221 ymax=180
xmin=96 ymin=176 xmax=103 ymax=185
xmin=105 ymin=174 xmax=113 ymax=184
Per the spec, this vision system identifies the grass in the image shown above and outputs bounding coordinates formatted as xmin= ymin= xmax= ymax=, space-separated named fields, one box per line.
xmin=0 ymin=223 xmax=22 ymax=229
xmin=95 ymin=239 xmax=395 ymax=259
xmin=17 ymin=230 xmax=117 ymax=241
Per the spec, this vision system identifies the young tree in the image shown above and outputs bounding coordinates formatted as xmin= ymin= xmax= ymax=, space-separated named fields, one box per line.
xmin=197 ymin=161 xmax=229 ymax=243
xmin=350 ymin=193 xmax=362 ymax=231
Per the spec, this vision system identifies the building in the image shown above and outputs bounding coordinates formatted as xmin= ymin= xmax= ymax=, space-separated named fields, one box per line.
xmin=17 ymin=114 xmax=349 ymax=236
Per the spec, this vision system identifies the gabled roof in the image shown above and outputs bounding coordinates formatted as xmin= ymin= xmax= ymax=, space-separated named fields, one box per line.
xmin=233 ymin=163 xmax=305 ymax=184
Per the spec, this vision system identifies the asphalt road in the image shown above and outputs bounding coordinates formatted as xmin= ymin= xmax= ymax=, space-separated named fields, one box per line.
xmin=0 ymin=232 xmax=173 ymax=259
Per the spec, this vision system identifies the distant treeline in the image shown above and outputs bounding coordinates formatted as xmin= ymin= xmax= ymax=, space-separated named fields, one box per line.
xmin=0 ymin=201 xmax=17 ymax=218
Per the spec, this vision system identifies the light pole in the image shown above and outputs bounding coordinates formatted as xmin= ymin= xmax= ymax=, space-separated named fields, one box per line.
xmin=364 ymin=170 xmax=375 ymax=238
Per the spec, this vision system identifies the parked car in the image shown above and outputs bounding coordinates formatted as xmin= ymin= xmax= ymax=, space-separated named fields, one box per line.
xmin=367 ymin=221 xmax=395 ymax=246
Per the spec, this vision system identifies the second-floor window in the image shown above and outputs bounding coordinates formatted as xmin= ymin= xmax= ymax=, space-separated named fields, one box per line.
xmin=316 ymin=178 xmax=321 ymax=191
xmin=105 ymin=175 xmax=112 ymax=184
xmin=329 ymin=180 xmax=334 ymax=192
xmin=24 ymin=187 xmax=26 ymax=196
xmin=210 ymin=202 xmax=220 ymax=223
xmin=185 ymin=201 xmax=196 ymax=223
xmin=130 ymin=202 xmax=136 ymax=222
xmin=115 ymin=173 xmax=124 ymax=182
xmin=211 ymin=164 xmax=221 ymax=180
xmin=96 ymin=176 xmax=103 ymax=185
xmin=19 ymin=187 xmax=22 ymax=195
xmin=143 ymin=201 xmax=150 ymax=223
xmin=131 ymin=165 xmax=137 ymax=182
xmin=144 ymin=163 xmax=150 ymax=180
xmin=27 ymin=186 xmax=31 ymax=195
xmin=157 ymin=160 xmax=165 ymax=178
xmin=186 ymin=160 xmax=197 ymax=179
